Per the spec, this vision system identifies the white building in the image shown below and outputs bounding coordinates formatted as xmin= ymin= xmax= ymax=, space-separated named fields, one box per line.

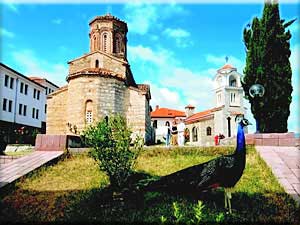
xmin=28 ymin=77 xmax=59 ymax=123
xmin=185 ymin=64 xmax=247 ymax=146
xmin=151 ymin=105 xmax=186 ymax=143
xmin=0 ymin=63 xmax=59 ymax=145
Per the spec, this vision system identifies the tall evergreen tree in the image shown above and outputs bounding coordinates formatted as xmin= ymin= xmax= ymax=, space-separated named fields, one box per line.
xmin=242 ymin=1 xmax=295 ymax=133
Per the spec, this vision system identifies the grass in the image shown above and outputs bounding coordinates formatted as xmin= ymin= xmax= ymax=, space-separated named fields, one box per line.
xmin=0 ymin=146 xmax=299 ymax=224
xmin=3 ymin=150 xmax=34 ymax=156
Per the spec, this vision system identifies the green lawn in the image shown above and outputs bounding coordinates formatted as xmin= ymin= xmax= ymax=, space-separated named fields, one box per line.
xmin=0 ymin=146 xmax=299 ymax=224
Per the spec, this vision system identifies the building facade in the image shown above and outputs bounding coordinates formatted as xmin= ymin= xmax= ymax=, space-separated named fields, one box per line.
xmin=151 ymin=105 xmax=186 ymax=142
xmin=0 ymin=63 xmax=59 ymax=146
xmin=46 ymin=14 xmax=153 ymax=143
xmin=185 ymin=64 xmax=246 ymax=146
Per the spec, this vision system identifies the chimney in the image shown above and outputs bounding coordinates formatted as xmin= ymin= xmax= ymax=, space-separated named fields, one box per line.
xmin=185 ymin=104 xmax=195 ymax=117
xmin=155 ymin=105 xmax=159 ymax=111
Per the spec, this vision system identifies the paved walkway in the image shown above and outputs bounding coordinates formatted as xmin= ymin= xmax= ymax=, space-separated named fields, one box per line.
xmin=256 ymin=146 xmax=300 ymax=205
xmin=0 ymin=151 xmax=64 ymax=189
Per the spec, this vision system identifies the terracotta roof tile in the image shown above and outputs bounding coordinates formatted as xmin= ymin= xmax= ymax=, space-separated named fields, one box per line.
xmin=151 ymin=108 xmax=186 ymax=118
xmin=185 ymin=106 xmax=224 ymax=124
xmin=221 ymin=64 xmax=235 ymax=70
xmin=137 ymin=84 xmax=150 ymax=93
xmin=67 ymin=68 xmax=125 ymax=81
xmin=89 ymin=14 xmax=127 ymax=26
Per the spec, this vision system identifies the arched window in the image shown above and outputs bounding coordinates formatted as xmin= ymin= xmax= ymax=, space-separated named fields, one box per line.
xmin=230 ymin=93 xmax=236 ymax=103
xmin=185 ymin=128 xmax=190 ymax=142
xmin=229 ymin=75 xmax=237 ymax=87
xmin=115 ymin=34 xmax=121 ymax=53
xmin=153 ymin=120 xmax=157 ymax=129
xmin=93 ymin=36 xmax=96 ymax=51
xmin=85 ymin=100 xmax=93 ymax=124
xmin=227 ymin=117 xmax=231 ymax=137
xmin=192 ymin=127 xmax=198 ymax=142
xmin=95 ymin=60 xmax=99 ymax=68
xmin=102 ymin=33 xmax=108 ymax=52
xmin=206 ymin=127 xmax=212 ymax=136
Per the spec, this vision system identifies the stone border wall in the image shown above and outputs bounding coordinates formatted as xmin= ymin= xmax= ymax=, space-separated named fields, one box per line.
xmin=246 ymin=133 xmax=296 ymax=146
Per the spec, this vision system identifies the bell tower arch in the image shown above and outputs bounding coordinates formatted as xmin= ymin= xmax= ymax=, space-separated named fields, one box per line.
xmin=89 ymin=13 xmax=128 ymax=59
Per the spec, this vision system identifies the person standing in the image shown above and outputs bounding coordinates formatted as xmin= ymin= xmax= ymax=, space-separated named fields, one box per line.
xmin=165 ymin=121 xmax=171 ymax=147
xmin=171 ymin=120 xmax=178 ymax=146
xmin=177 ymin=119 xmax=185 ymax=146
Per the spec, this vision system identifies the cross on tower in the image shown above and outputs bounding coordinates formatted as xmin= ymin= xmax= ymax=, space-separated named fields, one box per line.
xmin=225 ymin=56 xmax=229 ymax=63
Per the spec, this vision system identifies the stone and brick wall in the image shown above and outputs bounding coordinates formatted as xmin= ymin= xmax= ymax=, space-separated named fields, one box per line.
xmin=185 ymin=117 xmax=215 ymax=146
xmin=69 ymin=52 xmax=126 ymax=78
xmin=47 ymin=87 xmax=68 ymax=134
xmin=67 ymin=76 xmax=126 ymax=133
xmin=125 ymin=87 xmax=147 ymax=141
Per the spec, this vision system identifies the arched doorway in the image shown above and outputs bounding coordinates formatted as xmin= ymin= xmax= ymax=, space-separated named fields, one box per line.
xmin=227 ymin=117 xmax=231 ymax=137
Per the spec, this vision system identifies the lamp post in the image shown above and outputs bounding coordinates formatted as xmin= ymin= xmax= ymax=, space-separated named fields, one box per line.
xmin=249 ymin=84 xmax=265 ymax=133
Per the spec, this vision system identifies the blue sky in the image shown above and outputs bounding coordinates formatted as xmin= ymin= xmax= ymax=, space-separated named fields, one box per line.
xmin=1 ymin=1 xmax=299 ymax=133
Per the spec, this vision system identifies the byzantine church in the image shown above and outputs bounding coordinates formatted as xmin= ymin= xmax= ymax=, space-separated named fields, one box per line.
xmin=46 ymin=14 xmax=153 ymax=143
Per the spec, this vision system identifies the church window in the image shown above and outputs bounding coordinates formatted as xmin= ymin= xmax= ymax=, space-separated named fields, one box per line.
xmin=185 ymin=128 xmax=190 ymax=142
xmin=85 ymin=100 xmax=93 ymax=124
xmin=103 ymin=33 xmax=108 ymax=52
xmin=115 ymin=34 xmax=121 ymax=53
xmin=229 ymin=75 xmax=237 ymax=87
xmin=192 ymin=127 xmax=198 ymax=142
xmin=153 ymin=120 xmax=157 ymax=128
xmin=86 ymin=111 xmax=92 ymax=124
xmin=95 ymin=60 xmax=99 ymax=68
xmin=230 ymin=92 xmax=236 ymax=103
xmin=227 ymin=117 xmax=231 ymax=137
xmin=93 ymin=36 xmax=96 ymax=51
xmin=206 ymin=127 xmax=212 ymax=136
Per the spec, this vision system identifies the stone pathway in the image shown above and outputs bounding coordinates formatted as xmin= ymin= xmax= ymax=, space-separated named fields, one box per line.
xmin=0 ymin=151 xmax=64 ymax=189
xmin=256 ymin=146 xmax=300 ymax=205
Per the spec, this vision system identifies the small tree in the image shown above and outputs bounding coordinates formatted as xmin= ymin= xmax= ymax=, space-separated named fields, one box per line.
xmin=82 ymin=114 xmax=144 ymax=189
xmin=243 ymin=1 xmax=295 ymax=133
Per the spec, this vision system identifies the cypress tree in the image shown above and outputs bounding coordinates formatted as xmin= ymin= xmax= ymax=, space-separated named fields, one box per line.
xmin=242 ymin=1 xmax=295 ymax=133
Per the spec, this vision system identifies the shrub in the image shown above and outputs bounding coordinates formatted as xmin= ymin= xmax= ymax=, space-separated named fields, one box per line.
xmin=82 ymin=114 xmax=143 ymax=189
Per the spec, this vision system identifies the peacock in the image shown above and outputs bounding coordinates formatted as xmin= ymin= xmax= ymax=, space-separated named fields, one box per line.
xmin=140 ymin=115 xmax=251 ymax=213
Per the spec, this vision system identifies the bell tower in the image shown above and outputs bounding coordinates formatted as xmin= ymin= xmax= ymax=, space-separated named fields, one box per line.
xmin=89 ymin=13 xmax=128 ymax=59
xmin=213 ymin=62 xmax=245 ymax=137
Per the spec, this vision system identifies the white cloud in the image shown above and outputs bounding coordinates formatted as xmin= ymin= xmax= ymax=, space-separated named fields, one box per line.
xmin=0 ymin=28 xmax=15 ymax=38
xmin=51 ymin=18 xmax=62 ymax=25
xmin=123 ymin=3 xmax=186 ymax=35
xmin=128 ymin=44 xmax=178 ymax=66
xmin=144 ymin=80 xmax=184 ymax=110
xmin=164 ymin=28 xmax=190 ymax=38
xmin=11 ymin=49 xmax=68 ymax=86
xmin=130 ymin=44 xmax=216 ymax=112
xmin=206 ymin=54 xmax=245 ymax=73
xmin=163 ymin=28 xmax=192 ymax=48
xmin=123 ymin=3 xmax=159 ymax=35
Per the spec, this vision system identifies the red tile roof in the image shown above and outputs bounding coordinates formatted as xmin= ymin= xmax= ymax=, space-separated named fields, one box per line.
xmin=151 ymin=108 xmax=186 ymax=118
xmin=67 ymin=68 xmax=125 ymax=82
xmin=220 ymin=64 xmax=234 ymax=70
xmin=217 ymin=64 xmax=237 ymax=74
xmin=185 ymin=106 xmax=224 ymax=124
